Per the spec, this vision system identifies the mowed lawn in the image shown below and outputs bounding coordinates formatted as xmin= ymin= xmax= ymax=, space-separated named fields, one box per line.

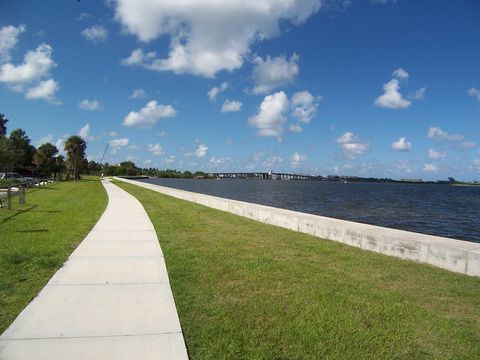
xmin=115 ymin=180 xmax=480 ymax=360
xmin=0 ymin=179 xmax=107 ymax=333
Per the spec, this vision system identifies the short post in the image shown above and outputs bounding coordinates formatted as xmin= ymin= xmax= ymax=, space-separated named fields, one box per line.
xmin=7 ymin=184 xmax=12 ymax=210
xmin=19 ymin=185 xmax=25 ymax=205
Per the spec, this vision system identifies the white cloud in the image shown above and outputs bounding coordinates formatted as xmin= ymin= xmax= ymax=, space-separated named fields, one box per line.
xmin=108 ymin=131 xmax=119 ymax=137
xmin=78 ymin=123 xmax=90 ymax=139
xmin=221 ymin=99 xmax=242 ymax=113
xmin=195 ymin=143 xmax=208 ymax=158
xmin=209 ymin=156 xmax=232 ymax=167
xmin=427 ymin=127 xmax=464 ymax=142
xmin=163 ymin=155 xmax=176 ymax=165
xmin=409 ymin=86 xmax=427 ymax=100
xmin=291 ymin=90 xmax=319 ymax=123
xmin=392 ymin=68 xmax=409 ymax=80
xmin=0 ymin=24 xmax=26 ymax=62
xmin=123 ymin=100 xmax=176 ymax=128
xmin=249 ymin=91 xmax=289 ymax=139
xmin=428 ymin=148 xmax=446 ymax=160
xmin=81 ymin=25 xmax=108 ymax=43
xmin=35 ymin=133 xmax=54 ymax=146
xmin=289 ymin=124 xmax=302 ymax=132
xmin=207 ymin=82 xmax=228 ymax=102
xmin=109 ymin=138 xmax=129 ymax=154
xmin=0 ymin=43 xmax=55 ymax=84
xmin=252 ymin=54 xmax=299 ymax=94
xmin=375 ymin=78 xmax=411 ymax=109
xmin=460 ymin=141 xmax=476 ymax=148
xmin=391 ymin=137 xmax=412 ymax=151
xmin=77 ymin=12 xmax=93 ymax=21
xmin=336 ymin=131 xmax=369 ymax=159
xmin=25 ymin=78 xmax=60 ymax=103
xmin=148 ymin=143 xmax=164 ymax=155
xmin=468 ymin=87 xmax=480 ymax=102
xmin=474 ymin=159 xmax=480 ymax=171
xmin=79 ymin=99 xmax=100 ymax=110
xmin=290 ymin=152 xmax=306 ymax=167
xmin=114 ymin=0 xmax=321 ymax=77
xmin=130 ymin=88 xmax=146 ymax=99
xmin=423 ymin=163 xmax=438 ymax=172
xmin=110 ymin=138 xmax=129 ymax=147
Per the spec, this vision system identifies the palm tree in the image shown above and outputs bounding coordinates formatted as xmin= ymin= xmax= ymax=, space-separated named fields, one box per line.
xmin=64 ymin=135 xmax=87 ymax=181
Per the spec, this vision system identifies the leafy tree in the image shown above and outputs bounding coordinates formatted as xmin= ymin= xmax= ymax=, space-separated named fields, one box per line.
xmin=54 ymin=155 xmax=65 ymax=178
xmin=182 ymin=170 xmax=193 ymax=178
xmin=0 ymin=113 xmax=8 ymax=137
xmin=9 ymin=128 xmax=36 ymax=168
xmin=64 ymin=135 xmax=86 ymax=181
xmin=34 ymin=143 xmax=58 ymax=176
xmin=0 ymin=137 xmax=15 ymax=171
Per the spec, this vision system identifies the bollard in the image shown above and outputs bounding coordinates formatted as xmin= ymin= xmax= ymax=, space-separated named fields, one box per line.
xmin=7 ymin=185 xmax=12 ymax=210
xmin=19 ymin=186 xmax=25 ymax=205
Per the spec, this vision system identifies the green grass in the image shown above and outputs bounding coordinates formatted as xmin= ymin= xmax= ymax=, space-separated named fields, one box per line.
xmin=114 ymin=180 xmax=480 ymax=360
xmin=0 ymin=179 xmax=107 ymax=333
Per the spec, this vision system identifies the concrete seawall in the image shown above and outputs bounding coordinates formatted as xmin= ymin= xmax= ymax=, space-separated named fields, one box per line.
xmin=115 ymin=177 xmax=480 ymax=277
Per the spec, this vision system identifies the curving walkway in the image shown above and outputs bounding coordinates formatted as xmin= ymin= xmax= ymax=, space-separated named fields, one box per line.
xmin=0 ymin=180 xmax=188 ymax=360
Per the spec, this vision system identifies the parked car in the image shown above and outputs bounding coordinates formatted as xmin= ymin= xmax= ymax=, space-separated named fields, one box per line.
xmin=0 ymin=172 xmax=26 ymax=181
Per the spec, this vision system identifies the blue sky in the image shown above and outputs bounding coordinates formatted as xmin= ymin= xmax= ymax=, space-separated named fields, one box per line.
xmin=1 ymin=0 xmax=479 ymax=180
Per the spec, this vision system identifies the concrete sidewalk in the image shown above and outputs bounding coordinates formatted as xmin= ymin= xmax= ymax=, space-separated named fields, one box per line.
xmin=0 ymin=180 xmax=188 ymax=360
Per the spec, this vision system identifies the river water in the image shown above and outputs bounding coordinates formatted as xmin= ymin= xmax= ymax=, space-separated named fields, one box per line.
xmin=139 ymin=178 xmax=480 ymax=243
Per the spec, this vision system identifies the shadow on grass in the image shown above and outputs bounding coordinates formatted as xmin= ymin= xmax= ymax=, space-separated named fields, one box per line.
xmin=16 ymin=229 xmax=49 ymax=233
xmin=0 ymin=205 xmax=37 ymax=226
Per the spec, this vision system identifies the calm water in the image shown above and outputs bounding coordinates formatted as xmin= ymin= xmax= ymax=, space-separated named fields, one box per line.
xmin=140 ymin=178 xmax=480 ymax=243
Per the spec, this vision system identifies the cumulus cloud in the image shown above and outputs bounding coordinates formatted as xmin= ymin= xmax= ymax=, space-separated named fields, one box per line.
xmin=0 ymin=24 xmax=26 ymax=62
xmin=391 ymin=137 xmax=412 ymax=151
xmin=195 ymin=143 xmax=208 ymax=158
xmin=148 ymin=143 xmax=164 ymax=155
xmin=25 ymin=79 xmax=60 ymax=103
xmin=252 ymin=54 xmax=299 ymax=94
xmin=290 ymin=152 xmax=306 ymax=167
xmin=290 ymin=90 xmax=319 ymax=123
xmin=207 ymin=82 xmax=228 ymax=102
xmin=375 ymin=78 xmax=411 ymax=109
xmin=423 ymin=163 xmax=438 ymax=172
xmin=78 ymin=123 xmax=90 ymax=139
xmin=392 ymin=68 xmax=409 ymax=80
xmin=123 ymin=100 xmax=176 ymax=128
xmin=114 ymin=0 xmax=321 ymax=77
xmin=79 ymin=99 xmax=100 ymax=110
xmin=108 ymin=131 xmax=119 ymax=137
xmin=336 ymin=131 xmax=369 ymax=159
xmin=249 ymin=91 xmax=289 ymax=139
xmin=289 ymin=124 xmax=302 ymax=132
xmin=0 ymin=43 xmax=55 ymax=84
xmin=428 ymin=148 xmax=446 ymax=160
xmin=221 ymin=99 xmax=242 ymax=113
xmin=0 ymin=32 xmax=60 ymax=104
xmin=468 ymin=87 xmax=480 ymax=102
xmin=427 ymin=127 xmax=464 ymax=142
xmin=130 ymin=88 xmax=146 ymax=99
xmin=109 ymin=138 xmax=129 ymax=154
xmin=81 ymin=25 xmax=108 ymax=43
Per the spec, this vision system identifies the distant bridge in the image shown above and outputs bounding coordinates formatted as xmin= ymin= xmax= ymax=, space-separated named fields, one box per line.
xmin=208 ymin=172 xmax=318 ymax=180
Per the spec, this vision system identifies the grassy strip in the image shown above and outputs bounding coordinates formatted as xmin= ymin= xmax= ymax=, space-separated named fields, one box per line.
xmin=0 ymin=179 xmax=107 ymax=333
xmin=114 ymin=180 xmax=480 ymax=359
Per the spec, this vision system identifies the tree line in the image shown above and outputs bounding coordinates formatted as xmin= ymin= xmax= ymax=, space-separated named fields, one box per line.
xmin=0 ymin=113 xmax=204 ymax=180
xmin=1 ymin=113 xmax=86 ymax=180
